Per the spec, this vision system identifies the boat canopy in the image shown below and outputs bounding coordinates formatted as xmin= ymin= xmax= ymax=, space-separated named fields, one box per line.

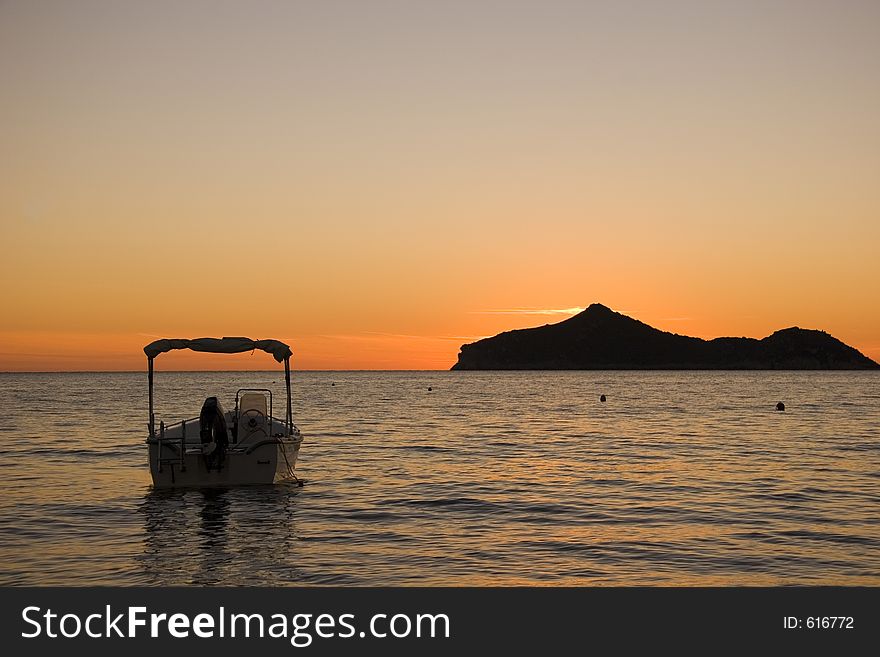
xmin=144 ymin=337 xmax=292 ymax=362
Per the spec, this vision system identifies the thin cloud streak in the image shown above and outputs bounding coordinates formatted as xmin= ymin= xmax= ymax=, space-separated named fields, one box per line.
xmin=471 ymin=307 xmax=586 ymax=316
xmin=314 ymin=333 xmax=486 ymax=342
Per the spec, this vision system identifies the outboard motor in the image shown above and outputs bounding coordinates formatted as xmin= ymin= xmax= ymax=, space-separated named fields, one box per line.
xmin=199 ymin=396 xmax=229 ymax=471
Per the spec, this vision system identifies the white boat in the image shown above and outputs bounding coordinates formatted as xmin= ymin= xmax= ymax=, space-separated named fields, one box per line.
xmin=143 ymin=337 xmax=304 ymax=488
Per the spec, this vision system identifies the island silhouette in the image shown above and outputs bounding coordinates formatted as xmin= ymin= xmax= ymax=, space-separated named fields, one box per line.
xmin=452 ymin=303 xmax=879 ymax=370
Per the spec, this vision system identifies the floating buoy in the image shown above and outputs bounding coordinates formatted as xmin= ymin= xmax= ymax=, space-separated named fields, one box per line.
xmin=776 ymin=401 xmax=785 ymax=411
xmin=600 ymin=394 xmax=606 ymax=402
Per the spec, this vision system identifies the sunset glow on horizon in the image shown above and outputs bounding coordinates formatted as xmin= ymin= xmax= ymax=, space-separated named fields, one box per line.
xmin=2 ymin=1 xmax=879 ymax=371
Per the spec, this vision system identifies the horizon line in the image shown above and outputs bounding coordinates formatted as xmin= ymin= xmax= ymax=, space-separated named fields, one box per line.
xmin=3 ymin=369 xmax=879 ymax=375
xmin=0 ymin=368 xmax=455 ymax=374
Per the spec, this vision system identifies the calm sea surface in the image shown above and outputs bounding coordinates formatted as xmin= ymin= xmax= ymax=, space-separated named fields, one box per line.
xmin=0 ymin=371 xmax=878 ymax=585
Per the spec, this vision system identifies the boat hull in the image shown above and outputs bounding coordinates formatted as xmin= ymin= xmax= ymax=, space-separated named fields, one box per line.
xmin=148 ymin=438 xmax=301 ymax=488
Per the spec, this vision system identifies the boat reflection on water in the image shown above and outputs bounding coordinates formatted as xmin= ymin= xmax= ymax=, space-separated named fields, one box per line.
xmin=138 ymin=484 xmax=303 ymax=585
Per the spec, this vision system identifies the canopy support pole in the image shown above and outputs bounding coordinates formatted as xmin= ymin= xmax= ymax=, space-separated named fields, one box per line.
xmin=148 ymin=357 xmax=155 ymax=438
xmin=284 ymin=357 xmax=292 ymax=435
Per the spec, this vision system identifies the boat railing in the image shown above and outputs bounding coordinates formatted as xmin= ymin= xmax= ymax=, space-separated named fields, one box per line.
xmin=162 ymin=417 xmax=201 ymax=432
xmin=153 ymin=417 xmax=198 ymax=475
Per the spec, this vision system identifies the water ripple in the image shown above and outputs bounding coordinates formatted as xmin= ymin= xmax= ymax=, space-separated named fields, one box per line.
xmin=0 ymin=370 xmax=878 ymax=585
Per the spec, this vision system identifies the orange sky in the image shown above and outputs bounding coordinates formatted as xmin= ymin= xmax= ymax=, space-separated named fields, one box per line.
xmin=2 ymin=1 xmax=879 ymax=371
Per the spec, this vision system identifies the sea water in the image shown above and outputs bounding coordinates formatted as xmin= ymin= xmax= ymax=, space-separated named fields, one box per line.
xmin=0 ymin=371 xmax=878 ymax=585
